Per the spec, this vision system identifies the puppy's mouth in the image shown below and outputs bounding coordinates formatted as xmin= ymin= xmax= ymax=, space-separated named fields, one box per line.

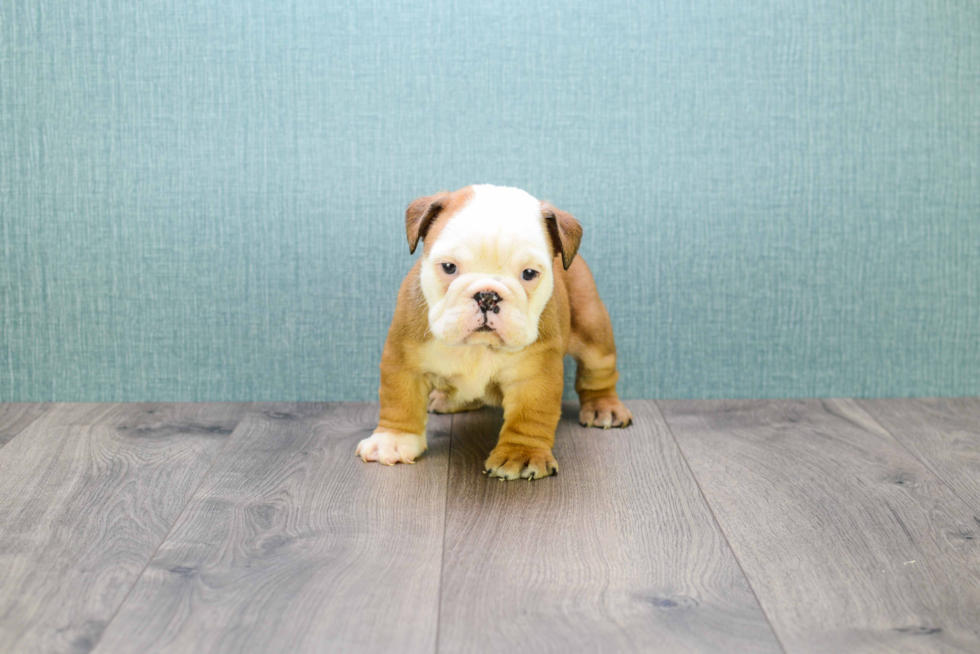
xmin=466 ymin=321 xmax=503 ymax=346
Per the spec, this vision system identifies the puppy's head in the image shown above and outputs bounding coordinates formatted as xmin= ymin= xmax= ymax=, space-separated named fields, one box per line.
xmin=406 ymin=184 xmax=581 ymax=350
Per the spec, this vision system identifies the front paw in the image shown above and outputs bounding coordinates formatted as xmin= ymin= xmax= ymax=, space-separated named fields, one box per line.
xmin=579 ymin=396 xmax=633 ymax=429
xmin=356 ymin=429 xmax=426 ymax=465
xmin=484 ymin=444 xmax=558 ymax=481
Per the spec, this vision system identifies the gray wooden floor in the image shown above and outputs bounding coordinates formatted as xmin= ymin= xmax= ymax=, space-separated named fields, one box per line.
xmin=1 ymin=400 xmax=978 ymax=653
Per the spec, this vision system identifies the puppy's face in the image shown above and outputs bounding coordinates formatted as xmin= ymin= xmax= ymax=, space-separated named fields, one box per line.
xmin=406 ymin=185 xmax=581 ymax=351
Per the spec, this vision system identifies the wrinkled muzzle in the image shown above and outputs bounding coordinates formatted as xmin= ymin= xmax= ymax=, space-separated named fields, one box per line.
xmin=428 ymin=274 xmax=535 ymax=348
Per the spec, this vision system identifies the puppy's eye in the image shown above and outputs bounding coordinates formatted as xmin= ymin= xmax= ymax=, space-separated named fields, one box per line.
xmin=441 ymin=263 xmax=457 ymax=275
xmin=522 ymin=269 xmax=539 ymax=281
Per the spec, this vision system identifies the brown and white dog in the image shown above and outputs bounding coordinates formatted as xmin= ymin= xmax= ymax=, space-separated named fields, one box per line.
xmin=356 ymin=184 xmax=631 ymax=480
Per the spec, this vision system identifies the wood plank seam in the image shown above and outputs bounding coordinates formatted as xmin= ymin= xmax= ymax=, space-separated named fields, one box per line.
xmin=654 ymin=400 xmax=790 ymax=654
xmin=856 ymin=400 xmax=980 ymax=514
xmin=0 ymin=411 xmax=44 ymax=448
xmin=437 ymin=402 xmax=783 ymax=651
xmin=658 ymin=398 xmax=980 ymax=651
xmin=85 ymin=407 xmax=245 ymax=653
xmin=91 ymin=403 xmax=450 ymax=653
xmin=434 ymin=413 xmax=455 ymax=654
xmin=0 ymin=403 xmax=51 ymax=449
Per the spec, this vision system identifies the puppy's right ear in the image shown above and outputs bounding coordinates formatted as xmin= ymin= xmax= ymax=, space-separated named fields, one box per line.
xmin=406 ymin=192 xmax=450 ymax=254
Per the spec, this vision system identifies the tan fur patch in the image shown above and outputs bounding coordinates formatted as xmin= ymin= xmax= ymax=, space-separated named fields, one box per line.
xmin=420 ymin=186 xmax=475 ymax=257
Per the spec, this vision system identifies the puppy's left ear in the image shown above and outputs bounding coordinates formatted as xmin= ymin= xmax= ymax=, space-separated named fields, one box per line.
xmin=406 ymin=192 xmax=450 ymax=254
xmin=541 ymin=202 xmax=583 ymax=270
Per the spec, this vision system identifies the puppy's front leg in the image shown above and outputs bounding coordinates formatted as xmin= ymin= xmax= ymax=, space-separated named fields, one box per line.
xmin=357 ymin=351 xmax=431 ymax=465
xmin=484 ymin=353 xmax=563 ymax=480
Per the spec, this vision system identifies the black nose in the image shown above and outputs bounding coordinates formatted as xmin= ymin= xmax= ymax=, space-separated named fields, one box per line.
xmin=474 ymin=291 xmax=502 ymax=313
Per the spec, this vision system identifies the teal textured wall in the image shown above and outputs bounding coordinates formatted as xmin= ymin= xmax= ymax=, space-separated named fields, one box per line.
xmin=1 ymin=1 xmax=978 ymax=402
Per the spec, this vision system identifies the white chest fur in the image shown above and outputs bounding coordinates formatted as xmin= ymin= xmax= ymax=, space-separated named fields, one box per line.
xmin=418 ymin=340 xmax=515 ymax=402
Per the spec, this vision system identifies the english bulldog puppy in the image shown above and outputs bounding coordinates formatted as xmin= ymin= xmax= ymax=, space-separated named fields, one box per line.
xmin=356 ymin=184 xmax=632 ymax=480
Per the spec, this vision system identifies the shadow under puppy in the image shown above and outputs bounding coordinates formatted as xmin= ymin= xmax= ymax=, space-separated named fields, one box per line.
xmin=357 ymin=184 xmax=631 ymax=480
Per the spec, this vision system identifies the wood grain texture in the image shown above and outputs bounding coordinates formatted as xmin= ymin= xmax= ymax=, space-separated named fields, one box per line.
xmin=859 ymin=398 xmax=980 ymax=508
xmin=0 ymin=403 xmax=50 ymax=448
xmin=93 ymin=404 xmax=451 ymax=654
xmin=659 ymin=399 xmax=980 ymax=653
xmin=0 ymin=402 xmax=246 ymax=654
xmin=438 ymin=401 xmax=782 ymax=653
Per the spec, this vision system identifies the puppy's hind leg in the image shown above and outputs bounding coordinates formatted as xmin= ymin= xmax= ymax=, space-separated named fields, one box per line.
xmin=572 ymin=342 xmax=632 ymax=428
xmin=427 ymin=389 xmax=484 ymax=414
xmin=565 ymin=258 xmax=632 ymax=429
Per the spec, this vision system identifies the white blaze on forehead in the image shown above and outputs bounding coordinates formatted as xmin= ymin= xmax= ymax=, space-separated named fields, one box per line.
xmin=429 ymin=185 xmax=552 ymax=267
